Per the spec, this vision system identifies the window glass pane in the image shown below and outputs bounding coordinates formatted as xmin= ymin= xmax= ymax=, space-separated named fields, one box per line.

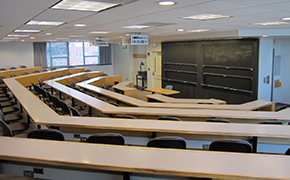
xmin=50 ymin=42 xmax=67 ymax=58
xmin=85 ymin=57 xmax=99 ymax=65
xmin=69 ymin=42 xmax=84 ymax=66
xmin=84 ymin=42 xmax=99 ymax=56
xmin=46 ymin=43 xmax=51 ymax=67
xmin=52 ymin=58 xmax=67 ymax=66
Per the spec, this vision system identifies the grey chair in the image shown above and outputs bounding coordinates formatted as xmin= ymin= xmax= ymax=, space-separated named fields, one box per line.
xmin=10 ymin=67 xmax=17 ymax=70
xmin=49 ymin=75 xmax=55 ymax=79
xmin=66 ymin=72 xmax=72 ymax=75
xmin=285 ymin=148 xmax=290 ymax=155
xmin=10 ymin=74 xmax=17 ymax=78
xmin=84 ymin=76 xmax=90 ymax=80
xmin=87 ymin=133 xmax=125 ymax=145
xmin=101 ymin=73 xmax=108 ymax=76
xmin=27 ymin=129 xmax=65 ymax=141
xmin=205 ymin=119 xmax=230 ymax=123
xmin=259 ymin=121 xmax=283 ymax=125
xmin=59 ymin=101 xmax=71 ymax=116
xmin=22 ymin=72 xmax=29 ymax=75
xmin=157 ymin=116 xmax=181 ymax=121
xmin=58 ymin=74 xmax=64 ymax=77
xmin=114 ymin=115 xmax=136 ymax=119
xmin=33 ymin=70 xmax=41 ymax=73
xmin=85 ymin=69 xmax=92 ymax=72
xmin=0 ymin=110 xmax=29 ymax=134
xmin=147 ymin=136 xmax=186 ymax=149
xmin=209 ymin=139 xmax=253 ymax=153
xmin=70 ymin=107 xmax=81 ymax=116
xmin=0 ymin=68 xmax=6 ymax=71
xmin=20 ymin=65 xmax=27 ymax=68
xmin=0 ymin=119 xmax=13 ymax=137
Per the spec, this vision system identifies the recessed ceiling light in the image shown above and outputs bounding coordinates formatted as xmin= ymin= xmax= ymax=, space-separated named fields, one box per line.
xmin=262 ymin=35 xmax=268 ymax=37
xmin=69 ymin=35 xmax=87 ymax=37
xmin=250 ymin=21 xmax=289 ymax=26
xmin=3 ymin=37 xmax=19 ymax=40
xmin=7 ymin=34 xmax=30 ymax=37
xmin=0 ymin=40 xmax=13 ymax=42
xmin=282 ymin=17 xmax=290 ymax=21
xmin=45 ymin=33 xmax=53 ymax=36
xmin=51 ymin=0 xmax=120 ymax=12
xmin=30 ymin=37 xmax=35 ymax=39
xmin=89 ymin=31 xmax=110 ymax=34
xmin=21 ymin=40 xmax=25 ymax=42
xmin=55 ymin=37 xmax=69 ymax=39
xmin=14 ymin=29 xmax=41 ymax=33
xmin=74 ymin=24 xmax=86 ymax=27
xmin=179 ymin=14 xmax=231 ymax=21
xmin=177 ymin=28 xmax=184 ymax=32
xmin=156 ymin=1 xmax=177 ymax=6
xmin=26 ymin=20 xmax=65 ymax=26
xmin=120 ymin=25 xmax=150 ymax=29
xmin=187 ymin=29 xmax=212 ymax=33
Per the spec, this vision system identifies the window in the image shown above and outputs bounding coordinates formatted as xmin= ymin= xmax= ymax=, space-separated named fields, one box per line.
xmin=46 ymin=42 xmax=101 ymax=67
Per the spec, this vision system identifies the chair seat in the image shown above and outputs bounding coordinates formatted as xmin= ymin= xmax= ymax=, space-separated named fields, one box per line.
xmin=0 ymin=101 xmax=15 ymax=108
xmin=0 ymin=97 xmax=12 ymax=102
xmin=8 ymin=122 xmax=29 ymax=133
xmin=2 ymin=106 xmax=19 ymax=115
xmin=4 ymin=114 xmax=23 ymax=123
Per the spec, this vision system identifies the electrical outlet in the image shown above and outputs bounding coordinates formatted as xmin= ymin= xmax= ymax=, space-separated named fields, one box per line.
xmin=203 ymin=144 xmax=210 ymax=150
xmin=74 ymin=134 xmax=80 ymax=138
xmin=24 ymin=170 xmax=34 ymax=177
xmin=33 ymin=167 xmax=44 ymax=174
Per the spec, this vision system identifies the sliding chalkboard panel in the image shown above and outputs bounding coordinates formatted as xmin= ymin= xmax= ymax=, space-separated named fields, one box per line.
xmin=162 ymin=39 xmax=258 ymax=104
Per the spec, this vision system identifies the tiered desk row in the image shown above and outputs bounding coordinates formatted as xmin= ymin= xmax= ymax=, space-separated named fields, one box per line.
xmin=1 ymin=67 xmax=290 ymax=179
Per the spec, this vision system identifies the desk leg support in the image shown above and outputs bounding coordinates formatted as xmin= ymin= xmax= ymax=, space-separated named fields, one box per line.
xmin=123 ymin=172 xmax=130 ymax=180
xmin=89 ymin=107 xmax=92 ymax=117
xmin=72 ymin=98 xmax=75 ymax=107
xmin=27 ymin=114 xmax=31 ymax=124
xmin=252 ymin=136 xmax=258 ymax=153
xmin=152 ymin=132 xmax=157 ymax=138
xmin=51 ymin=87 xmax=54 ymax=95
xmin=20 ymin=104 xmax=23 ymax=113
xmin=59 ymin=92 xmax=62 ymax=100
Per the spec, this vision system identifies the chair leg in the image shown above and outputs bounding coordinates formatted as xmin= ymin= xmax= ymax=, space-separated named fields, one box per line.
xmin=123 ymin=172 xmax=130 ymax=180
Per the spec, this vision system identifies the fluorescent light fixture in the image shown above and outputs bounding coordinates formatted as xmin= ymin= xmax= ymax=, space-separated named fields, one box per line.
xmin=74 ymin=24 xmax=86 ymax=27
xmin=120 ymin=25 xmax=150 ymax=29
xmin=55 ymin=37 xmax=69 ymax=39
xmin=26 ymin=20 xmax=65 ymax=26
xmin=156 ymin=1 xmax=177 ymax=6
xmin=45 ymin=33 xmax=53 ymax=36
xmin=250 ymin=21 xmax=289 ymax=26
xmin=282 ymin=17 xmax=290 ymax=21
xmin=21 ymin=40 xmax=25 ymax=42
xmin=179 ymin=14 xmax=231 ymax=21
xmin=30 ymin=37 xmax=36 ymax=39
xmin=89 ymin=31 xmax=110 ymax=34
xmin=177 ymin=28 xmax=184 ymax=32
xmin=7 ymin=34 xmax=30 ymax=37
xmin=187 ymin=29 xmax=211 ymax=33
xmin=69 ymin=35 xmax=87 ymax=37
xmin=14 ymin=29 xmax=41 ymax=33
xmin=0 ymin=40 xmax=13 ymax=42
xmin=51 ymin=0 xmax=119 ymax=12
xmin=3 ymin=37 xmax=19 ymax=40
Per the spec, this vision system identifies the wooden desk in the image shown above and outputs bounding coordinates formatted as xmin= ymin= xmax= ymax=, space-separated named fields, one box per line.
xmin=1 ymin=137 xmax=290 ymax=180
xmin=55 ymin=71 xmax=103 ymax=85
xmin=4 ymin=77 xmax=290 ymax=154
xmin=145 ymin=94 xmax=226 ymax=104
xmin=0 ymin=67 xmax=43 ymax=78
xmin=88 ymin=75 xmax=122 ymax=87
xmin=78 ymin=80 xmax=274 ymax=111
xmin=113 ymin=81 xmax=138 ymax=98
xmin=145 ymin=87 xmax=180 ymax=95
xmin=15 ymin=67 xmax=85 ymax=87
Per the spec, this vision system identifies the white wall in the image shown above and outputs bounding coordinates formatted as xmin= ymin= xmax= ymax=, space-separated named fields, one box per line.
xmin=146 ymin=42 xmax=162 ymax=88
xmin=272 ymin=38 xmax=290 ymax=104
xmin=87 ymin=65 xmax=113 ymax=75
xmin=258 ymin=38 xmax=274 ymax=101
xmin=0 ymin=42 xmax=34 ymax=69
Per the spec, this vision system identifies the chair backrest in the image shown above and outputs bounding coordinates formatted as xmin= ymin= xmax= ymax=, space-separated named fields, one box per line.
xmin=38 ymin=78 xmax=45 ymax=86
xmin=157 ymin=116 xmax=181 ymax=121
xmin=59 ymin=101 xmax=71 ymax=115
xmin=22 ymin=72 xmax=29 ymax=75
xmin=10 ymin=67 xmax=17 ymax=70
xmin=20 ymin=65 xmax=27 ymax=68
xmin=197 ymin=102 xmax=213 ymax=104
xmin=51 ymin=96 xmax=61 ymax=109
xmin=114 ymin=115 xmax=136 ymax=119
xmin=49 ymin=75 xmax=55 ymax=79
xmin=102 ymin=83 xmax=109 ymax=89
xmin=33 ymin=70 xmax=41 ymax=73
xmin=84 ymin=76 xmax=90 ymax=80
xmin=0 ymin=76 xmax=5 ymax=85
xmin=50 ymin=67 xmax=57 ymax=71
xmin=58 ymin=73 xmax=64 ymax=77
xmin=209 ymin=139 xmax=253 ymax=153
xmin=165 ymin=85 xmax=173 ymax=90
xmin=109 ymin=102 xmax=120 ymax=107
xmin=69 ymin=80 xmax=76 ymax=87
xmin=66 ymin=72 xmax=72 ymax=75
xmin=114 ymin=81 xmax=119 ymax=85
xmin=205 ymin=119 xmax=230 ymax=123
xmin=0 ymin=119 xmax=13 ymax=137
xmin=259 ymin=121 xmax=283 ymax=125
xmin=147 ymin=136 xmax=186 ymax=149
xmin=70 ymin=107 xmax=81 ymax=116
xmin=77 ymin=78 xmax=82 ymax=82
xmin=101 ymin=73 xmax=108 ymax=76
xmin=0 ymin=68 xmax=6 ymax=71
xmin=87 ymin=133 xmax=125 ymax=145
xmin=85 ymin=69 xmax=92 ymax=72
xmin=285 ymin=148 xmax=290 ymax=155
xmin=39 ymin=87 xmax=48 ymax=100
xmin=32 ymin=83 xmax=40 ymax=95
xmin=10 ymin=74 xmax=17 ymax=78
xmin=27 ymin=129 xmax=65 ymax=141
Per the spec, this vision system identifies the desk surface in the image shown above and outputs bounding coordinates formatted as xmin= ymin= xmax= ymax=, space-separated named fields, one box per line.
xmin=0 ymin=137 xmax=290 ymax=180
xmin=146 ymin=94 xmax=226 ymax=104
xmin=0 ymin=67 xmax=43 ymax=78
xmin=145 ymin=87 xmax=180 ymax=95
xmin=78 ymin=78 xmax=274 ymax=111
